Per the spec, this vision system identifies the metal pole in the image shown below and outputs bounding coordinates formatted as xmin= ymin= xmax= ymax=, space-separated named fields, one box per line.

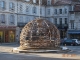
xmin=39 ymin=0 xmax=41 ymax=18
xmin=17 ymin=0 xmax=19 ymax=43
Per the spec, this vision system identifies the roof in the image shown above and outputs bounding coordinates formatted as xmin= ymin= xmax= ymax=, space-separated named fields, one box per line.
xmin=54 ymin=0 xmax=72 ymax=5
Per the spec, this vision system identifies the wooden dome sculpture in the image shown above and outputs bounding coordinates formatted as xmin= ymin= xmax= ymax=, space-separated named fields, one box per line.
xmin=19 ymin=19 xmax=60 ymax=50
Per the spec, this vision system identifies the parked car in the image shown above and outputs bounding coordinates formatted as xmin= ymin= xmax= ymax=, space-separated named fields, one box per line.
xmin=72 ymin=39 xmax=80 ymax=45
xmin=61 ymin=39 xmax=79 ymax=46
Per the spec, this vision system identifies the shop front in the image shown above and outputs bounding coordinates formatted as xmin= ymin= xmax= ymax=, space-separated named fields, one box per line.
xmin=0 ymin=26 xmax=16 ymax=43
xmin=57 ymin=24 xmax=68 ymax=39
xmin=60 ymin=30 xmax=66 ymax=39
xmin=68 ymin=30 xmax=80 ymax=40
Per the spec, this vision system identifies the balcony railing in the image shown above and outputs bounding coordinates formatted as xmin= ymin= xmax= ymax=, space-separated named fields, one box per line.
xmin=17 ymin=22 xmax=27 ymax=27
xmin=55 ymin=24 xmax=68 ymax=30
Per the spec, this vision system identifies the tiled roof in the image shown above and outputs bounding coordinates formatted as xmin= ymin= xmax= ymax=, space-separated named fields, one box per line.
xmin=54 ymin=0 xmax=72 ymax=5
xmin=74 ymin=4 xmax=80 ymax=11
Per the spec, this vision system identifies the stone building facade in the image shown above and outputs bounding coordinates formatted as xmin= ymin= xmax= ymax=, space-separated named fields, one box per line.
xmin=17 ymin=0 xmax=80 ymax=40
xmin=68 ymin=0 xmax=80 ymax=40
xmin=0 ymin=0 xmax=80 ymax=43
xmin=0 ymin=0 xmax=17 ymax=43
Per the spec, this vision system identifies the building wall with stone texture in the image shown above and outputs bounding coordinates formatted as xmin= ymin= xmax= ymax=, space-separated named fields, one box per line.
xmin=0 ymin=0 xmax=18 ymax=43
xmin=0 ymin=0 xmax=80 ymax=42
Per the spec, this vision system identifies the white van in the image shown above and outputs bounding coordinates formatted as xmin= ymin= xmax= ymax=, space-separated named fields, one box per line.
xmin=72 ymin=39 xmax=80 ymax=45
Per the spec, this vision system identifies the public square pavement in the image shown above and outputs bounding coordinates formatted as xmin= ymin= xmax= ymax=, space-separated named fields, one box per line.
xmin=0 ymin=43 xmax=80 ymax=60
xmin=64 ymin=46 xmax=80 ymax=54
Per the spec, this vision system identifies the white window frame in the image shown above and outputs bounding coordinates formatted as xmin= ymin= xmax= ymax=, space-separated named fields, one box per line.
xmin=33 ymin=0 xmax=36 ymax=3
xmin=64 ymin=18 xmax=67 ymax=24
xmin=47 ymin=0 xmax=51 ymax=5
xmin=71 ymin=22 xmax=74 ymax=29
xmin=9 ymin=2 xmax=15 ymax=11
xmin=26 ymin=6 xmax=29 ymax=12
xmin=10 ymin=15 xmax=15 ymax=24
xmin=64 ymin=8 xmax=67 ymax=14
xmin=54 ymin=18 xmax=57 ymax=25
xmin=33 ymin=6 xmax=36 ymax=14
xmin=47 ymin=9 xmax=50 ymax=15
xmin=54 ymin=9 xmax=57 ymax=14
xmin=20 ymin=4 xmax=23 ymax=12
xmin=1 ymin=14 xmax=5 ymax=23
xmin=0 ymin=1 xmax=5 ymax=10
xmin=40 ymin=8 xmax=42 ymax=15
xmin=59 ymin=18 xmax=62 ymax=24
xmin=19 ymin=16 xmax=23 ymax=22
xmin=59 ymin=9 xmax=62 ymax=14
xmin=25 ymin=0 xmax=30 ymax=2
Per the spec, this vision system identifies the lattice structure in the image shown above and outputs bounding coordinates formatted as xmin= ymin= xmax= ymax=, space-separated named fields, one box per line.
xmin=19 ymin=18 xmax=60 ymax=50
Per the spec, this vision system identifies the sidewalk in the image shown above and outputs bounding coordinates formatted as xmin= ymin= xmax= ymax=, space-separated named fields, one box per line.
xmin=0 ymin=42 xmax=19 ymax=45
xmin=0 ymin=42 xmax=19 ymax=53
xmin=0 ymin=43 xmax=80 ymax=60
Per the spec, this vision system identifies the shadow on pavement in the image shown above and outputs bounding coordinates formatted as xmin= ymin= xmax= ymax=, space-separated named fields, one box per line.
xmin=0 ymin=42 xmax=19 ymax=47
xmin=0 ymin=52 xmax=79 ymax=60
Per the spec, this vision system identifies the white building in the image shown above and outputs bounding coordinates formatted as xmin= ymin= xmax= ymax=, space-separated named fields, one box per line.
xmin=68 ymin=1 xmax=80 ymax=40
xmin=0 ymin=0 xmax=18 ymax=43
xmin=0 ymin=0 xmax=80 ymax=43
xmin=45 ymin=0 xmax=72 ymax=39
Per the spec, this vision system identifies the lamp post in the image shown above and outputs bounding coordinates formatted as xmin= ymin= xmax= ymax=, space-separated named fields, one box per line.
xmin=39 ymin=0 xmax=41 ymax=18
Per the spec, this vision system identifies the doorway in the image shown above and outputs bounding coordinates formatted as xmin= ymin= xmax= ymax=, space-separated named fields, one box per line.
xmin=0 ymin=31 xmax=4 ymax=43
xmin=9 ymin=31 xmax=15 ymax=42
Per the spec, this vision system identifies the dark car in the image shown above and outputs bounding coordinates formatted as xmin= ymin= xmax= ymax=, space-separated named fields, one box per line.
xmin=62 ymin=39 xmax=78 ymax=46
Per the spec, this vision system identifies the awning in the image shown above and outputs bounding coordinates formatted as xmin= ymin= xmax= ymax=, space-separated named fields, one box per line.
xmin=68 ymin=30 xmax=80 ymax=34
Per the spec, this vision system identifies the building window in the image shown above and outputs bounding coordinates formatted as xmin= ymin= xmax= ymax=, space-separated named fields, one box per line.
xmin=70 ymin=20 xmax=74 ymax=29
xmin=33 ymin=7 xmax=36 ymax=13
xmin=19 ymin=16 xmax=23 ymax=22
xmin=9 ymin=2 xmax=15 ymax=11
xmin=40 ymin=8 xmax=42 ymax=14
xmin=20 ymin=4 xmax=23 ymax=12
xmin=1 ymin=14 xmax=5 ymax=23
xmin=54 ymin=9 xmax=57 ymax=14
xmin=26 ymin=16 xmax=29 ymax=23
xmin=71 ymin=23 xmax=74 ymax=29
xmin=47 ymin=0 xmax=51 ymax=5
xmin=10 ymin=15 xmax=15 ymax=24
xmin=59 ymin=9 xmax=62 ymax=14
xmin=54 ymin=18 xmax=57 ymax=25
xmin=0 ymin=1 xmax=5 ymax=9
xmin=25 ymin=0 xmax=30 ymax=1
xmin=47 ymin=9 xmax=50 ymax=15
xmin=65 ymin=18 xmax=67 ymax=24
xmin=33 ymin=0 xmax=36 ymax=3
xmin=64 ymin=8 xmax=67 ymax=14
xmin=26 ymin=6 xmax=29 ymax=12
xmin=39 ymin=0 xmax=42 ymax=5
xmin=59 ymin=18 xmax=62 ymax=24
